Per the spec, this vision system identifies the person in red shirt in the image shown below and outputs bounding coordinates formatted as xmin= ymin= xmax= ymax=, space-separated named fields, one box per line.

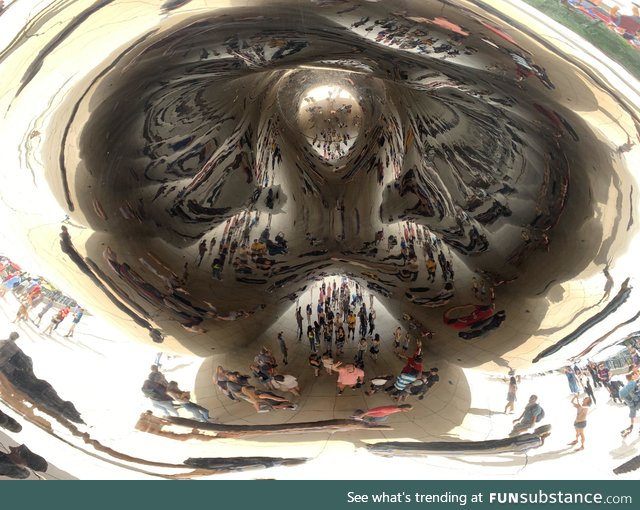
xmin=352 ymin=404 xmax=413 ymax=423
xmin=42 ymin=307 xmax=70 ymax=335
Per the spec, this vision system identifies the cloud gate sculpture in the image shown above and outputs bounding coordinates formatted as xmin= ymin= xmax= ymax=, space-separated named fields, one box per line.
xmin=1 ymin=0 xmax=640 ymax=479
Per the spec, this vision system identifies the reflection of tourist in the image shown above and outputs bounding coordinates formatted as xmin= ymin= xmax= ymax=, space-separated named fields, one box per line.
xmin=568 ymin=395 xmax=591 ymax=450
xmin=510 ymin=395 xmax=543 ymax=436
xmin=166 ymin=381 xmax=212 ymax=422
xmin=240 ymin=385 xmax=296 ymax=412
xmin=620 ymin=372 xmax=640 ymax=437
xmin=352 ymin=404 xmax=413 ymax=423
xmin=271 ymin=374 xmax=301 ymax=397
xmin=42 ymin=307 xmax=70 ymax=335
xmin=332 ymin=362 xmax=364 ymax=395
xmin=277 ymin=331 xmax=289 ymax=365
xmin=34 ymin=296 xmax=58 ymax=326
xmin=64 ymin=308 xmax=84 ymax=338
xmin=141 ymin=378 xmax=179 ymax=418
xmin=563 ymin=366 xmax=581 ymax=396
xmin=504 ymin=376 xmax=518 ymax=414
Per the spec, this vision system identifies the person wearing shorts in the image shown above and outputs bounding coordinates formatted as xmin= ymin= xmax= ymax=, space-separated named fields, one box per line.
xmin=332 ymin=362 xmax=364 ymax=395
xmin=569 ymin=395 xmax=591 ymax=450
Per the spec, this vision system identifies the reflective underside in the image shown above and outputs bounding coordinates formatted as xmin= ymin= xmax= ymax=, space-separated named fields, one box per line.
xmin=1 ymin=0 xmax=640 ymax=479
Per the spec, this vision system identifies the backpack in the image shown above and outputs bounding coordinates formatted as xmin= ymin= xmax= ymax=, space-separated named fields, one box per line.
xmin=535 ymin=407 xmax=545 ymax=423
xmin=141 ymin=380 xmax=165 ymax=400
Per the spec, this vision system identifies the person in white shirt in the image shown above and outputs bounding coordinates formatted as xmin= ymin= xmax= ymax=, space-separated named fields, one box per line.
xmin=271 ymin=374 xmax=301 ymax=397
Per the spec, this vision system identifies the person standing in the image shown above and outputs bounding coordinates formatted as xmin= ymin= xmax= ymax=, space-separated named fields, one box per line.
xmin=577 ymin=369 xmax=596 ymax=405
xmin=42 ymin=307 xmax=70 ymax=335
xmin=346 ymin=310 xmax=357 ymax=341
xmin=426 ymin=257 xmax=437 ymax=282
xmin=369 ymin=334 xmax=381 ymax=361
xmin=306 ymin=325 xmax=316 ymax=352
xmin=393 ymin=326 xmax=402 ymax=356
xmin=587 ymin=361 xmax=601 ymax=388
xmin=335 ymin=325 xmax=346 ymax=356
xmin=64 ymin=308 xmax=84 ymax=338
xmin=295 ymin=307 xmax=304 ymax=341
xmin=619 ymin=371 xmax=640 ymax=437
xmin=504 ymin=376 xmax=518 ymax=414
xmin=563 ymin=366 xmax=581 ymax=396
xmin=277 ymin=331 xmax=288 ymax=365
xmin=368 ymin=310 xmax=376 ymax=335
xmin=332 ymin=362 xmax=364 ymax=395
xmin=181 ymin=262 xmax=189 ymax=284
xmin=197 ymin=239 xmax=207 ymax=266
xmin=597 ymin=363 xmax=613 ymax=398
xmin=355 ymin=337 xmax=367 ymax=364
xmin=34 ymin=297 xmax=56 ymax=327
xmin=568 ymin=395 xmax=591 ymax=450
xmin=308 ymin=352 xmax=321 ymax=377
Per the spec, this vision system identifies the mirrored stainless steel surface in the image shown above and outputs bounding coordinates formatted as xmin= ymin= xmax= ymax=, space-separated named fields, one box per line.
xmin=1 ymin=0 xmax=640 ymax=480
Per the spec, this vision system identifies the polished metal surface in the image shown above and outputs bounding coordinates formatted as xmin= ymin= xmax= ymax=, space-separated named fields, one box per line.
xmin=1 ymin=0 xmax=640 ymax=479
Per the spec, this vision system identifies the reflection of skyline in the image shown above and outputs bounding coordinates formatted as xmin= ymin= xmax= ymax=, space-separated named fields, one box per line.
xmin=1 ymin=0 xmax=640 ymax=480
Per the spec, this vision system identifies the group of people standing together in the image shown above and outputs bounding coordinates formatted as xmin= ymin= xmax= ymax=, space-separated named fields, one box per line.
xmin=1 ymin=266 xmax=85 ymax=339
xmin=503 ymin=345 xmax=640 ymax=451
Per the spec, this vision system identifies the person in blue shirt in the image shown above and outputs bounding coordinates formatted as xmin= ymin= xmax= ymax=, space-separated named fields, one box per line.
xmin=64 ymin=307 xmax=84 ymax=338
xmin=619 ymin=372 xmax=640 ymax=437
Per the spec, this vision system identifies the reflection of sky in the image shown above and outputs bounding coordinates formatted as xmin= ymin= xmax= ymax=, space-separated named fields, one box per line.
xmin=305 ymin=85 xmax=354 ymax=101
